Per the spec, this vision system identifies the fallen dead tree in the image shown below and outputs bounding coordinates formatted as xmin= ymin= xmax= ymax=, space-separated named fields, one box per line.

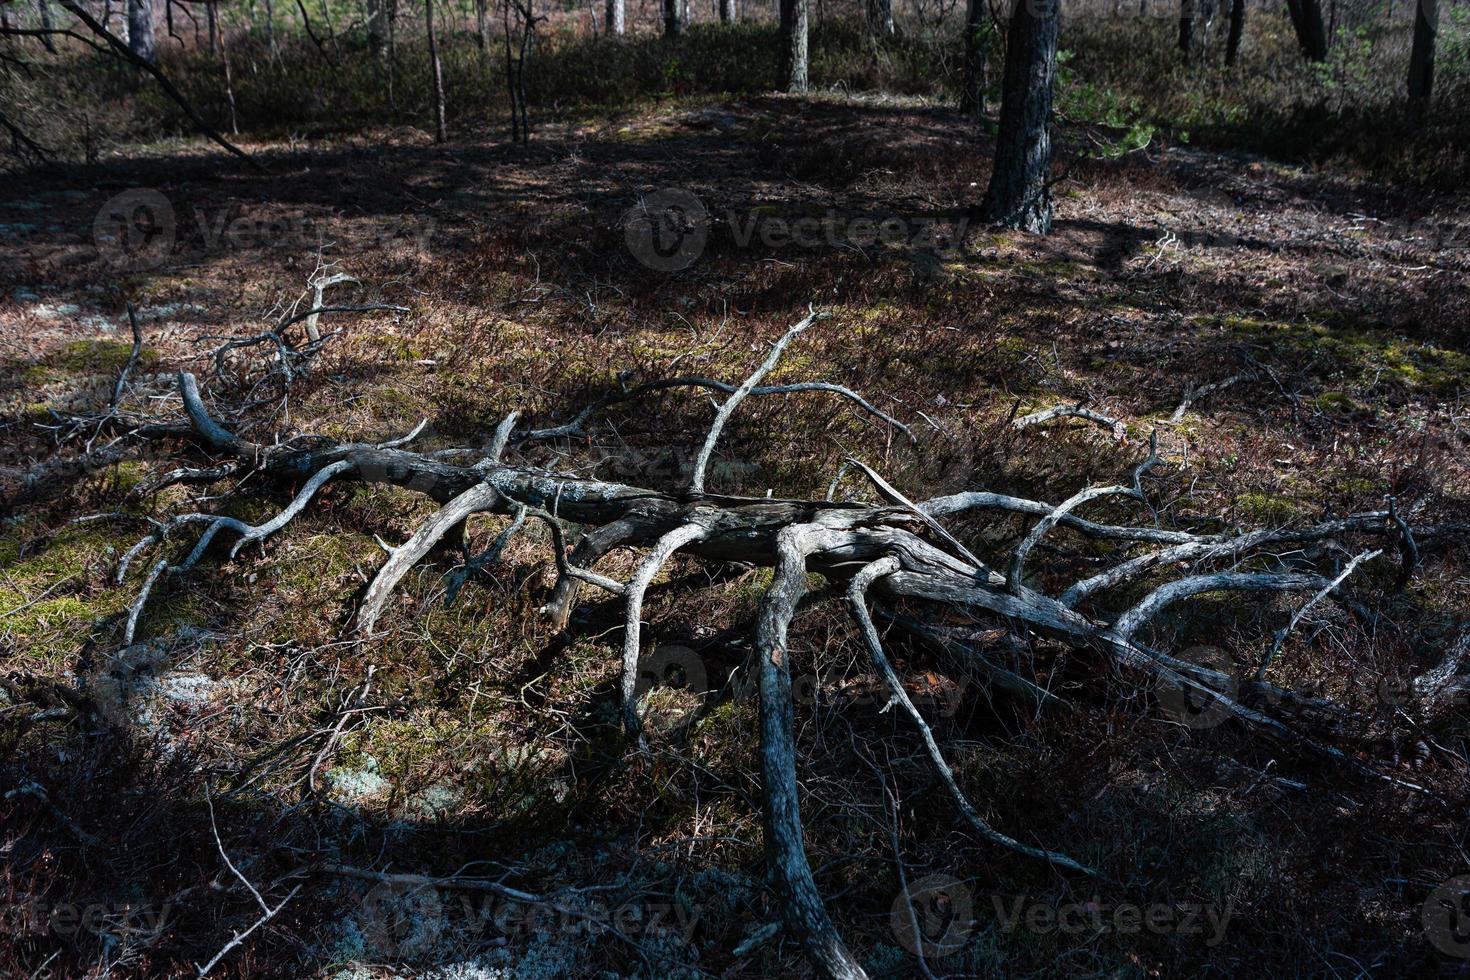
xmin=92 ymin=307 xmax=1469 ymax=979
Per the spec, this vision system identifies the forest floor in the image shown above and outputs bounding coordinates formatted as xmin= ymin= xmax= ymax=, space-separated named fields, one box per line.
xmin=2 ymin=94 xmax=1469 ymax=978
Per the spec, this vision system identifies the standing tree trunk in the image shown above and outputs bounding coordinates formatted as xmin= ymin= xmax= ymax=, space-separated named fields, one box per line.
xmin=1407 ymin=0 xmax=1439 ymax=115
xmin=206 ymin=0 xmax=218 ymax=53
xmin=607 ymin=0 xmax=625 ymax=33
xmin=477 ymin=0 xmax=491 ymax=47
xmin=425 ymin=0 xmax=446 ymax=142
xmin=663 ymin=0 xmax=682 ymax=35
xmin=1284 ymin=0 xmax=1328 ymax=60
xmin=37 ymin=0 xmax=58 ymax=53
xmin=780 ymin=0 xmax=808 ymax=92
xmin=867 ymin=0 xmax=894 ymax=34
xmin=980 ymin=0 xmax=1060 ymax=234
xmin=719 ymin=0 xmax=734 ymax=22
xmin=263 ymin=0 xmax=276 ymax=53
xmin=367 ymin=0 xmax=387 ymax=52
xmin=960 ymin=0 xmax=988 ymax=117
xmin=1178 ymin=0 xmax=1195 ymax=55
xmin=127 ymin=0 xmax=154 ymax=62
xmin=1225 ymin=0 xmax=1246 ymax=63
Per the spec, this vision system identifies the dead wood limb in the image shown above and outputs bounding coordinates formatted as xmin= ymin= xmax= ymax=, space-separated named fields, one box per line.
xmin=542 ymin=517 xmax=642 ymax=629
xmin=620 ymin=521 xmax=712 ymax=741
xmin=112 ymin=304 xmax=145 ymax=411
xmin=848 ymin=557 xmax=1098 ymax=876
xmin=755 ymin=527 xmax=868 ymax=980
xmin=1169 ymin=372 xmax=1249 ymax=423
xmin=89 ymin=315 xmax=1470 ymax=979
xmin=1009 ymin=481 xmax=1138 ymax=592
xmin=521 ymin=373 xmax=913 ymax=445
xmin=1111 ymin=571 xmax=1336 ymax=642
xmin=690 ymin=308 xmax=828 ymax=495
xmin=1014 ymin=401 xmax=1125 ymax=439
xmin=1414 ymin=624 xmax=1470 ymax=718
xmin=1255 ymin=549 xmax=1382 ymax=681
xmin=357 ymin=482 xmax=500 ymax=636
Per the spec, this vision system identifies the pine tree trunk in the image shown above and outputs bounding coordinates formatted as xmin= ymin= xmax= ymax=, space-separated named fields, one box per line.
xmin=127 ymin=0 xmax=155 ymax=62
xmin=206 ymin=0 xmax=218 ymax=53
xmin=1225 ymin=0 xmax=1246 ymax=64
xmin=663 ymin=0 xmax=682 ymax=36
xmin=719 ymin=0 xmax=734 ymax=23
xmin=780 ymin=0 xmax=808 ymax=92
xmin=608 ymin=0 xmax=625 ymax=33
xmin=1284 ymin=0 xmax=1328 ymax=59
xmin=960 ymin=0 xmax=988 ymax=117
xmin=867 ymin=0 xmax=894 ymax=34
xmin=263 ymin=0 xmax=275 ymax=53
xmin=980 ymin=0 xmax=1059 ymax=234
xmin=1407 ymin=0 xmax=1439 ymax=114
xmin=425 ymin=0 xmax=446 ymax=142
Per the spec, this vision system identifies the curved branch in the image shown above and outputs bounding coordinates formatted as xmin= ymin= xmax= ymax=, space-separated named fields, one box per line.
xmin=619 ymin=521 xmax=713 ymax=742
xmin=690 ymin=308 xmax=828 ymax=495
xmin=1008 ymin=482 xmax=1137 ymax=593
xmin=1255 ymin=549 xmax=1381 ymax=680
xmin=356 ymin=482 xmax=500 ymax=636
xmin=848 ymin=558 xmax=1098 ymax=876
xmin=1112 ymin=571 xmax=1333 ymax=643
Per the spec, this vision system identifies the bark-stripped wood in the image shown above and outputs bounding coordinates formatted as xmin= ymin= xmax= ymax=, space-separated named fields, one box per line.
xmin=92 ymin=309 xmax=1470 ymax=979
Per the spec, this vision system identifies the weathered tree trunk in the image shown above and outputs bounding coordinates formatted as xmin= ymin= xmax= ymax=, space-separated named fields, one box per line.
xmin=1225 ymin=0 xmax=1246 ymax=64
xmin=37 ymin=0 xmax=58 ymax=53
xmin=476 ymin=0 xmax=490 ymax=48
xmin=719 ymin=0 xmax=734 ymax=23
xmin=206 ymin=0 xmax=218 ymax=53
xmin=780 ymin=0 xmax=809 ymax=92
xmin=663 ymin=0 xmax=682 ymax=35
xmin=1178 ymin=0 xmax=1195 ymax=54
xmin=980 ymin=0 xmax=1059 ymax=234
xmin=425 ymin=0 xmax=446 ymax=142
xmin=607 ymin=0 xmax=625 ymax=33
xmin=961 ymin=0 xmax=988 ymax=117
xmin=127 ymin=0 xmax=155 ymax=62
xmin=263 ymin=0 xmax=276 ymax=53
xmin=1284 ymin=0 xmax=1328 ymax=60
xmin=1407 ymin=0 xmax=1439 ymax=114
